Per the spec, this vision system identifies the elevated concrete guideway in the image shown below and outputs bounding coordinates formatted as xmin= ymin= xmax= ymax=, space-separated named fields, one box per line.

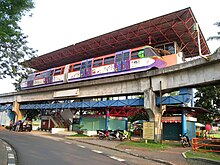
xmin=1 ymin=52 xmax=219 ymax=143
xmin=0 ymin=52 xmax=220 ymax=104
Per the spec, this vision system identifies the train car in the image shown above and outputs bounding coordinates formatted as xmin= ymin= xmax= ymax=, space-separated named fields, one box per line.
xmin=21 ymin=65 xmax=67 ymax=89
xmin=21 ymin=45 xmax=167 ymax=90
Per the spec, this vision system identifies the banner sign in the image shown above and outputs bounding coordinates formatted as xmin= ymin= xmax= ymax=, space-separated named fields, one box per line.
xmin=143 ymin=122 xmax=155 ymax=140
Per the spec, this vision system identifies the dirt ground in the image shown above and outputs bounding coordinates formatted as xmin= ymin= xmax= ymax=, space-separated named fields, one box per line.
xmin=0 ymin=125 xmax=6 ymax=130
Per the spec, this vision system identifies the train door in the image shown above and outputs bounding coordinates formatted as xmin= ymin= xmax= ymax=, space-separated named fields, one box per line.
xmin=27 ymin=74 xmax=34 ymax=87
xmin=114 ymin=49 xmax=130 ymax=72
xmin=44 ymin=69 xmax=54 ymax=84
xmin=80 ymin=59 xmax=93 ymax=78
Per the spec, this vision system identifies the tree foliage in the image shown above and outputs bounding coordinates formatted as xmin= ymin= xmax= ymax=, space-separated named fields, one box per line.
xmin=207 ymin=22 xmax=220 ymax=41
xmin=0 ymin=0 xmax=36 ymax=83
xmin=194 ymin=86 xmax=220 ymax=124
xmin=207 ymin=22 xmax=220 ymax=53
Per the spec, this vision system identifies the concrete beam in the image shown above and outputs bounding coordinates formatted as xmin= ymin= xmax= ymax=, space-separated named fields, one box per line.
xmin=151 ymin=53 xmax=220 ymax=92
xmin=0 ymin=53 xmax=219 ymax=103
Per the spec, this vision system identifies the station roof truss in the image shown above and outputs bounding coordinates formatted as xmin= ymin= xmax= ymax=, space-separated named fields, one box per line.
xmin=26 ymin=7 xmax=210 ymax=71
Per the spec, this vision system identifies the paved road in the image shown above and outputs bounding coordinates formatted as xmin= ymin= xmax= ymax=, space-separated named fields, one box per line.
xmin=1 ymin=130 xmax=162 ymax=165
xmin=0 ymin=130 xmax=125 ymax=165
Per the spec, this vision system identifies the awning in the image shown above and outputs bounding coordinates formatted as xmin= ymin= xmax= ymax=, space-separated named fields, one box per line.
xmin=195 ymin=123 xmax=205 ymax=127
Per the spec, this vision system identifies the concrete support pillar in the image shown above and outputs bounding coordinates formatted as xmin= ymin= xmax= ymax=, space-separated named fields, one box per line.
xmin=144 ymin=89 xmax=162 ymax=143
xmin=12 ymin=101 xmax=23 ymax=122
xmin=182 ymin=111 xmax=187 ymax=135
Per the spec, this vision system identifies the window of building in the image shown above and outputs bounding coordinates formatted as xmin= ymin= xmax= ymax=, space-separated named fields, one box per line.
xmin=165 ymin=43 xmax=175 ymax=54
xmin=155 ymin=42 xmax=176 ymax=54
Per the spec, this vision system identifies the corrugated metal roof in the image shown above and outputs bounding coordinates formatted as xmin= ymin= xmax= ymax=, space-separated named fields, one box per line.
xmin=25 ymin=7 xmax=210 ymax=71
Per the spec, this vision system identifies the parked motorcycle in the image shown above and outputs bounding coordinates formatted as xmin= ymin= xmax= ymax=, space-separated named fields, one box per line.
xmin=22 ymin=119 xmax=32 ymax=132
xmin=118 ymin=130 xmax=131 ymax=141
xmin=108 ymin=130 xmax=122 ymax=141
xmin=97 ymin=130 xmax=108 ymax=140
xmin=179 ymin=133 xmax=191 ymax=147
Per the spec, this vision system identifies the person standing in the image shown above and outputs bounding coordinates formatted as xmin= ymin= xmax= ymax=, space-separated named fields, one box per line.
xmin=9 ymin=120 xmax=13 ymax=131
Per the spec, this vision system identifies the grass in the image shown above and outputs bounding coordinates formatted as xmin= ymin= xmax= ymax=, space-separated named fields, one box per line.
xmin=119 ymin=141 xmax=169 ymax=150
xmin=185 ymin=150 xmax=220 ymax=161
xmin=120 ymin=140 xmax=220 ymax=161
xmin=69 ymin=134 xmax=89 ymax=137
xmin=212 ymin=132 xmax=220 ymax=138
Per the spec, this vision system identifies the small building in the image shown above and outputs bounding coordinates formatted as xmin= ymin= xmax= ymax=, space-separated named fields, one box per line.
xmin=162 ymin=106 xmax=209 ymax=141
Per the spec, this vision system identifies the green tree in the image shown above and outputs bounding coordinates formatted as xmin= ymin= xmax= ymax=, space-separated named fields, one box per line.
xmin=207 ymin=22 xmax=220 ymax=41
xmin=0 ymin=0 xmax=36 ymax=86
xmin=207 ymin=22 xmax=220 ymax=53
xmin=194 ymin=86 xmax=220 ymax=124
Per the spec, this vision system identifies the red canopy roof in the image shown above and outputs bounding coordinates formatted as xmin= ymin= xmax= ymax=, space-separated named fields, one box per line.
xmin=26 ymin=7 xmax=210 ymax=71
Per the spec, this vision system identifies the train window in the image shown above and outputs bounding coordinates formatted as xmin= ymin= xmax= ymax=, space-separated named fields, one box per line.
xmin=54 ymin=69 xmax=61 ymax=75
xmin=144 ymin=48 xmax=156 ymax=57
xmin=104 ymin=56 xmax=114 ymax=65
xmin=88 ymin=60 xmax=92 ymax=68
xmin=93 ymin=59 xmax=103 ymax=67
xmin=123 ymin=52 xmax=130 ymax=60
xmin=131 ymin=51 xmax=139 ymax=59
xmin=61 ymin=68 xmax=64 ymax=74
xmin=42 ymin=72 xmax=48 ymax=78
xmin=69 ymin=65 xmax=73 ymax=72
xmin=74 ymin=64 xmax=81 ymax=71
xmin=27 ymin=74 xmax=35 ymax=80
xmin=81 ymin=62 xmax=86 ymax=69
xmin=138 ymin=50 xmax=145 ymax=58
xmin=35 ymin=73 xmax=42 ymax=79
xmin=54 ymin=68 xmax=64 ymax=75
xmin=115 ymin=53 xmax=122 ymax=62
xmin=131 ymin=49 xmax=145 ymax=59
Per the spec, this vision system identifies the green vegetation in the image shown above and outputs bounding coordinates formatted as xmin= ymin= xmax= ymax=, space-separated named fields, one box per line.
xmin=213 ymin=133 xmax=220 ymax=138
xmin=119 ymin=141 xmax=169 ymax=150
xmin=194 ymin=86 xmax=220 ymax=123
xmin=120 ymin=140 xmax=220 ymax=161
xmin=69 ymin=134 xmax=89 ymax=137
xmin=185 ymin=150 xmax=220 ymax=161
xmin=0 ymin=0 xmax=36 ymax=89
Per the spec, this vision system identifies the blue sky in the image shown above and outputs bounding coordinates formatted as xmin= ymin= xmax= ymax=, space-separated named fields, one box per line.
xmin=0 ymin=0 xmax=219 ymax=94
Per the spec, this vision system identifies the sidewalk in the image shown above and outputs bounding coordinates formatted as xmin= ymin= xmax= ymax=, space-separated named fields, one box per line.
xmin=29 ymin=130 xmax=189 ymax=165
